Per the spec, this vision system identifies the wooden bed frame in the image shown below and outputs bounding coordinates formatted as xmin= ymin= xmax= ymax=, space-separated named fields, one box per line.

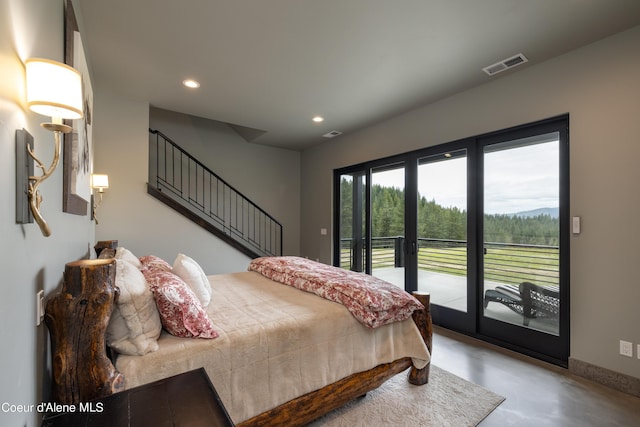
xmin=45 ymin=241 xmax=432 ymax=426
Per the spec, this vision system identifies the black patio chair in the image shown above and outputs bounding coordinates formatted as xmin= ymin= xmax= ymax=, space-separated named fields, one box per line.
xmin=484 ymin=282 xmax=559 ymax=326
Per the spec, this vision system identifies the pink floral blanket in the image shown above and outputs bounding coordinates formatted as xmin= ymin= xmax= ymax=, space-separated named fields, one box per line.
xmin=248 ymin=256 xmax=424 ymax=328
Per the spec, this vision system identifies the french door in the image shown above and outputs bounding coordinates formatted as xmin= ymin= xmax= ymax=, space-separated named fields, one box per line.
xmin=334 ymin=115 xmax=569 ymax=365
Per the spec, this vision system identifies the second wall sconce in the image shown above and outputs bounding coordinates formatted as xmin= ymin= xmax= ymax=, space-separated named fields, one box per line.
xmin=17 ymin=58 xmax=84 ymax=237
xmin=91 ymin=174 xmax=109 ymax=224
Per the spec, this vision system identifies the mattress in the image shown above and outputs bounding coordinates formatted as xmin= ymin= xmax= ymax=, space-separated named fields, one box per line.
xmin=115 ymin=271 xmax=430 ymax=423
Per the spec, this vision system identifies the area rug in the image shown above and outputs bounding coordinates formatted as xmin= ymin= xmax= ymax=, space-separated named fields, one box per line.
xmin=309 ymin=366 xmax=505 ymax=427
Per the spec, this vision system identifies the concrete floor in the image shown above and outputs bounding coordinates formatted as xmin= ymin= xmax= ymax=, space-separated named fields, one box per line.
xmin=431 ymin=327 xmax=640 ymax=427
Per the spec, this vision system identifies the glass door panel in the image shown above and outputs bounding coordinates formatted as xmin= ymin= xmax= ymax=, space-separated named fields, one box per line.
xmin=482 ymin=133 xmax=560 ymax=336
xmin=338 ymin=171 xmax=366 ymax=272
xmin=370 ymin=164 xmax=405 ymax=289
xmin=417 ymin=150 xmax=468 ymax=312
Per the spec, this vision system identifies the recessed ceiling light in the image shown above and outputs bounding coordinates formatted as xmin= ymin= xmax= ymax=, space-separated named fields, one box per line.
xmin=312 ymin=116 xmax=324 ymax=123
xmin=182 ymin=79 xmax=200 ymax=89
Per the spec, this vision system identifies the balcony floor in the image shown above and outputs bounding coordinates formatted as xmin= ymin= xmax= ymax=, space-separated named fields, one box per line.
xmin=372 ymin=267 xmax=559 ymax=335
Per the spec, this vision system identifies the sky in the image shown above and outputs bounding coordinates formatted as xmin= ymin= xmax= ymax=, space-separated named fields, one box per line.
xmin=371 ymin=140 xmax=559 ymax=215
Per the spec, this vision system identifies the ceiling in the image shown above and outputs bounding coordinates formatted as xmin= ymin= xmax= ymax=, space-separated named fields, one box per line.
xmin=77 ymin=0 xmax=640 ymax=151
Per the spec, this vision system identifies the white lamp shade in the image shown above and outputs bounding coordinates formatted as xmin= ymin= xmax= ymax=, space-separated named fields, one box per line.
xmin=26 ymin=58 xmax=83 ymax=120
xmin=92 ymin=174 xmax=109 ymax=190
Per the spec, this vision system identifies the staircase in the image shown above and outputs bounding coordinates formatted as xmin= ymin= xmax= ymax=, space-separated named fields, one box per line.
xmin=148 ymin=129 xmax=282 ymax=259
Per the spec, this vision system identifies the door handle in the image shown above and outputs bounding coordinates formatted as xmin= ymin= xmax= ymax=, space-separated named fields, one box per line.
xmin=402 ymin=240 xmax=416 ymax=255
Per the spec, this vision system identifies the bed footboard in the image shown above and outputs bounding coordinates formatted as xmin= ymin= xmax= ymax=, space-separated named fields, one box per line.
xmin=409 ymin=291 xmax=432 ymax=385
xmin=239 ymin=291 xmax=432 ymax=427
xmin=238 ymin=359 xmax=413 ymax=427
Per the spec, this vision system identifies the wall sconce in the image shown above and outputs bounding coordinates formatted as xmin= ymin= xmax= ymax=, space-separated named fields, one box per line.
xmin=91 ymin=174 xmax=109 ymax=224
xmin=17 ymin=58 xmax=83 ymax=237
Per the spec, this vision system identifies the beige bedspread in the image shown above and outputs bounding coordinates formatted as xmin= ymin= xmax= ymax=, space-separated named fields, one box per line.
xmin=115 ymin=271 xmax=430 ymax=424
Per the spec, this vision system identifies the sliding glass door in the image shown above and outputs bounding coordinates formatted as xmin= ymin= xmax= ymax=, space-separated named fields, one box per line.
xmin=414 ymin=148 xmax=475 ymax=331
xmin=370 ymin=164 xmax=406 ymax=289
xmin=334 ymin=147 xmax=474 ymax=331
xmin=336 ymin=162 xmax=408 ymax=289
xmin=478 ymin=121 xmax=569 ymax=363
xmin=417 ymin=149 xmax=468 ymax=311
xmin=337 ymin=170 xmax=366 ymax=272
xmin=334 ymin=116 xmax=569 ymax=365
xmin=482 ymin=134 xmax=560 ymax=334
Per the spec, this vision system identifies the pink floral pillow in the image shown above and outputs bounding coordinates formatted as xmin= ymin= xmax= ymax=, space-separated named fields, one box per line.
xmin=143 ymin=269 xmax=218 ymax=339
xmin=139 ymin=255 xmax=172 ymax=272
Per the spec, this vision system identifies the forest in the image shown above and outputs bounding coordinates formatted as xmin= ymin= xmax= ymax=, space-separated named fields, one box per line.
xmin=341 ymin=181 xmax=559 ymax=246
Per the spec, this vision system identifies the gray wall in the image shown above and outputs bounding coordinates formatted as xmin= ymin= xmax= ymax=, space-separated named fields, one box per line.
xmin=0 ymin=1 xmax=95 ymax=426
xmin=300 ymin=26 xmax=640 ymax=380
xmin=92 ymin=99 xmax=300 ymax=274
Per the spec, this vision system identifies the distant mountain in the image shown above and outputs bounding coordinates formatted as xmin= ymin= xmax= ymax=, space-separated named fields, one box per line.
xmin=511 ymin=207 xmax=559 ymax=218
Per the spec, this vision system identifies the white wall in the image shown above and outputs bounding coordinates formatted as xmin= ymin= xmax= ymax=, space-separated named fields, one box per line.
xmin=149 ymin=107 xmax=301 ymax=259
xmin=300 ymin=27 xmax=640 ymax=379
xmin=92 ymin=99 xmax=301 ymax=274
xmin=0 ymin=1 xmax=95 ymax=426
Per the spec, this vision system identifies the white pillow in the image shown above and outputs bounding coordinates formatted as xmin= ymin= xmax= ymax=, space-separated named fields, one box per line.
xmin=115 ymin=247 xmax=142 ymax=269
xmin=172 ymin=253 xmax=212 ymax=307
xmin=106 ymin=259 xmax=162 ymax=355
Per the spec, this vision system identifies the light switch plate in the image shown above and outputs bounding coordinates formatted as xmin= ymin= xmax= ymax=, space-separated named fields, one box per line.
xmin=572 ymin=216 xmax=581 ymax=234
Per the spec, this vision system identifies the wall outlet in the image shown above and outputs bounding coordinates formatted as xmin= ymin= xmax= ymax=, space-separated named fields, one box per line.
xmin=619 ymin=340 xmax=633 ymax=358
xmin=36 ymin=290 xmax=45 ymax=326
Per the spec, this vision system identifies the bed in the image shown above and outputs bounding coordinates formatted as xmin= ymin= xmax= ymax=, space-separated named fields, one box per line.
xmin=45 ymin=241 xmax=432 ymax=426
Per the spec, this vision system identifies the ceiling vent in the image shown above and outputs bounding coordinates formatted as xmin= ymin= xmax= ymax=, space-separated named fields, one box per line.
xmin=323 ymin=130 xmax=342 ymax=138
xmin=482 ymin=53 xmax=528 ymax=76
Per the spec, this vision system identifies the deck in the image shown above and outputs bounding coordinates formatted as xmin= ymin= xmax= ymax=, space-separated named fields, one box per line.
xmin=372 ymin=267 xmax=559 ymax=335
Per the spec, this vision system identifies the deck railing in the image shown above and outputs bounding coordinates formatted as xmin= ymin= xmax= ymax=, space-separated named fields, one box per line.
xmin=340 ymin=237 xmax=559 ymax=288
xmin=148 ymin=129 xmax=282 ymax=258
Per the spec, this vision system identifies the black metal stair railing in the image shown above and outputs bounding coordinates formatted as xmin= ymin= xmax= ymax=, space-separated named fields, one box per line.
xmin=148 ymin=129 xmax=282 ymax=258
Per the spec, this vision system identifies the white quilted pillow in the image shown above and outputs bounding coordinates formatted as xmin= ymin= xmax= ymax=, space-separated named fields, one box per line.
xmin=172 ymin=253 xmax=212 ymax=307
xmin=106 ymin=259 xmax=162 ymax=355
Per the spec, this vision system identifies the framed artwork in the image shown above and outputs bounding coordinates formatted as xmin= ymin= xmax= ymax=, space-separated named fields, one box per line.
xmin=63 ymin=0 xmax=92 ymax=215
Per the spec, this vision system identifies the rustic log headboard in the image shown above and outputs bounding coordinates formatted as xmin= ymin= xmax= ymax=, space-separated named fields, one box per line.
xmin=44 ymin=239 xmax=123 ymax=404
